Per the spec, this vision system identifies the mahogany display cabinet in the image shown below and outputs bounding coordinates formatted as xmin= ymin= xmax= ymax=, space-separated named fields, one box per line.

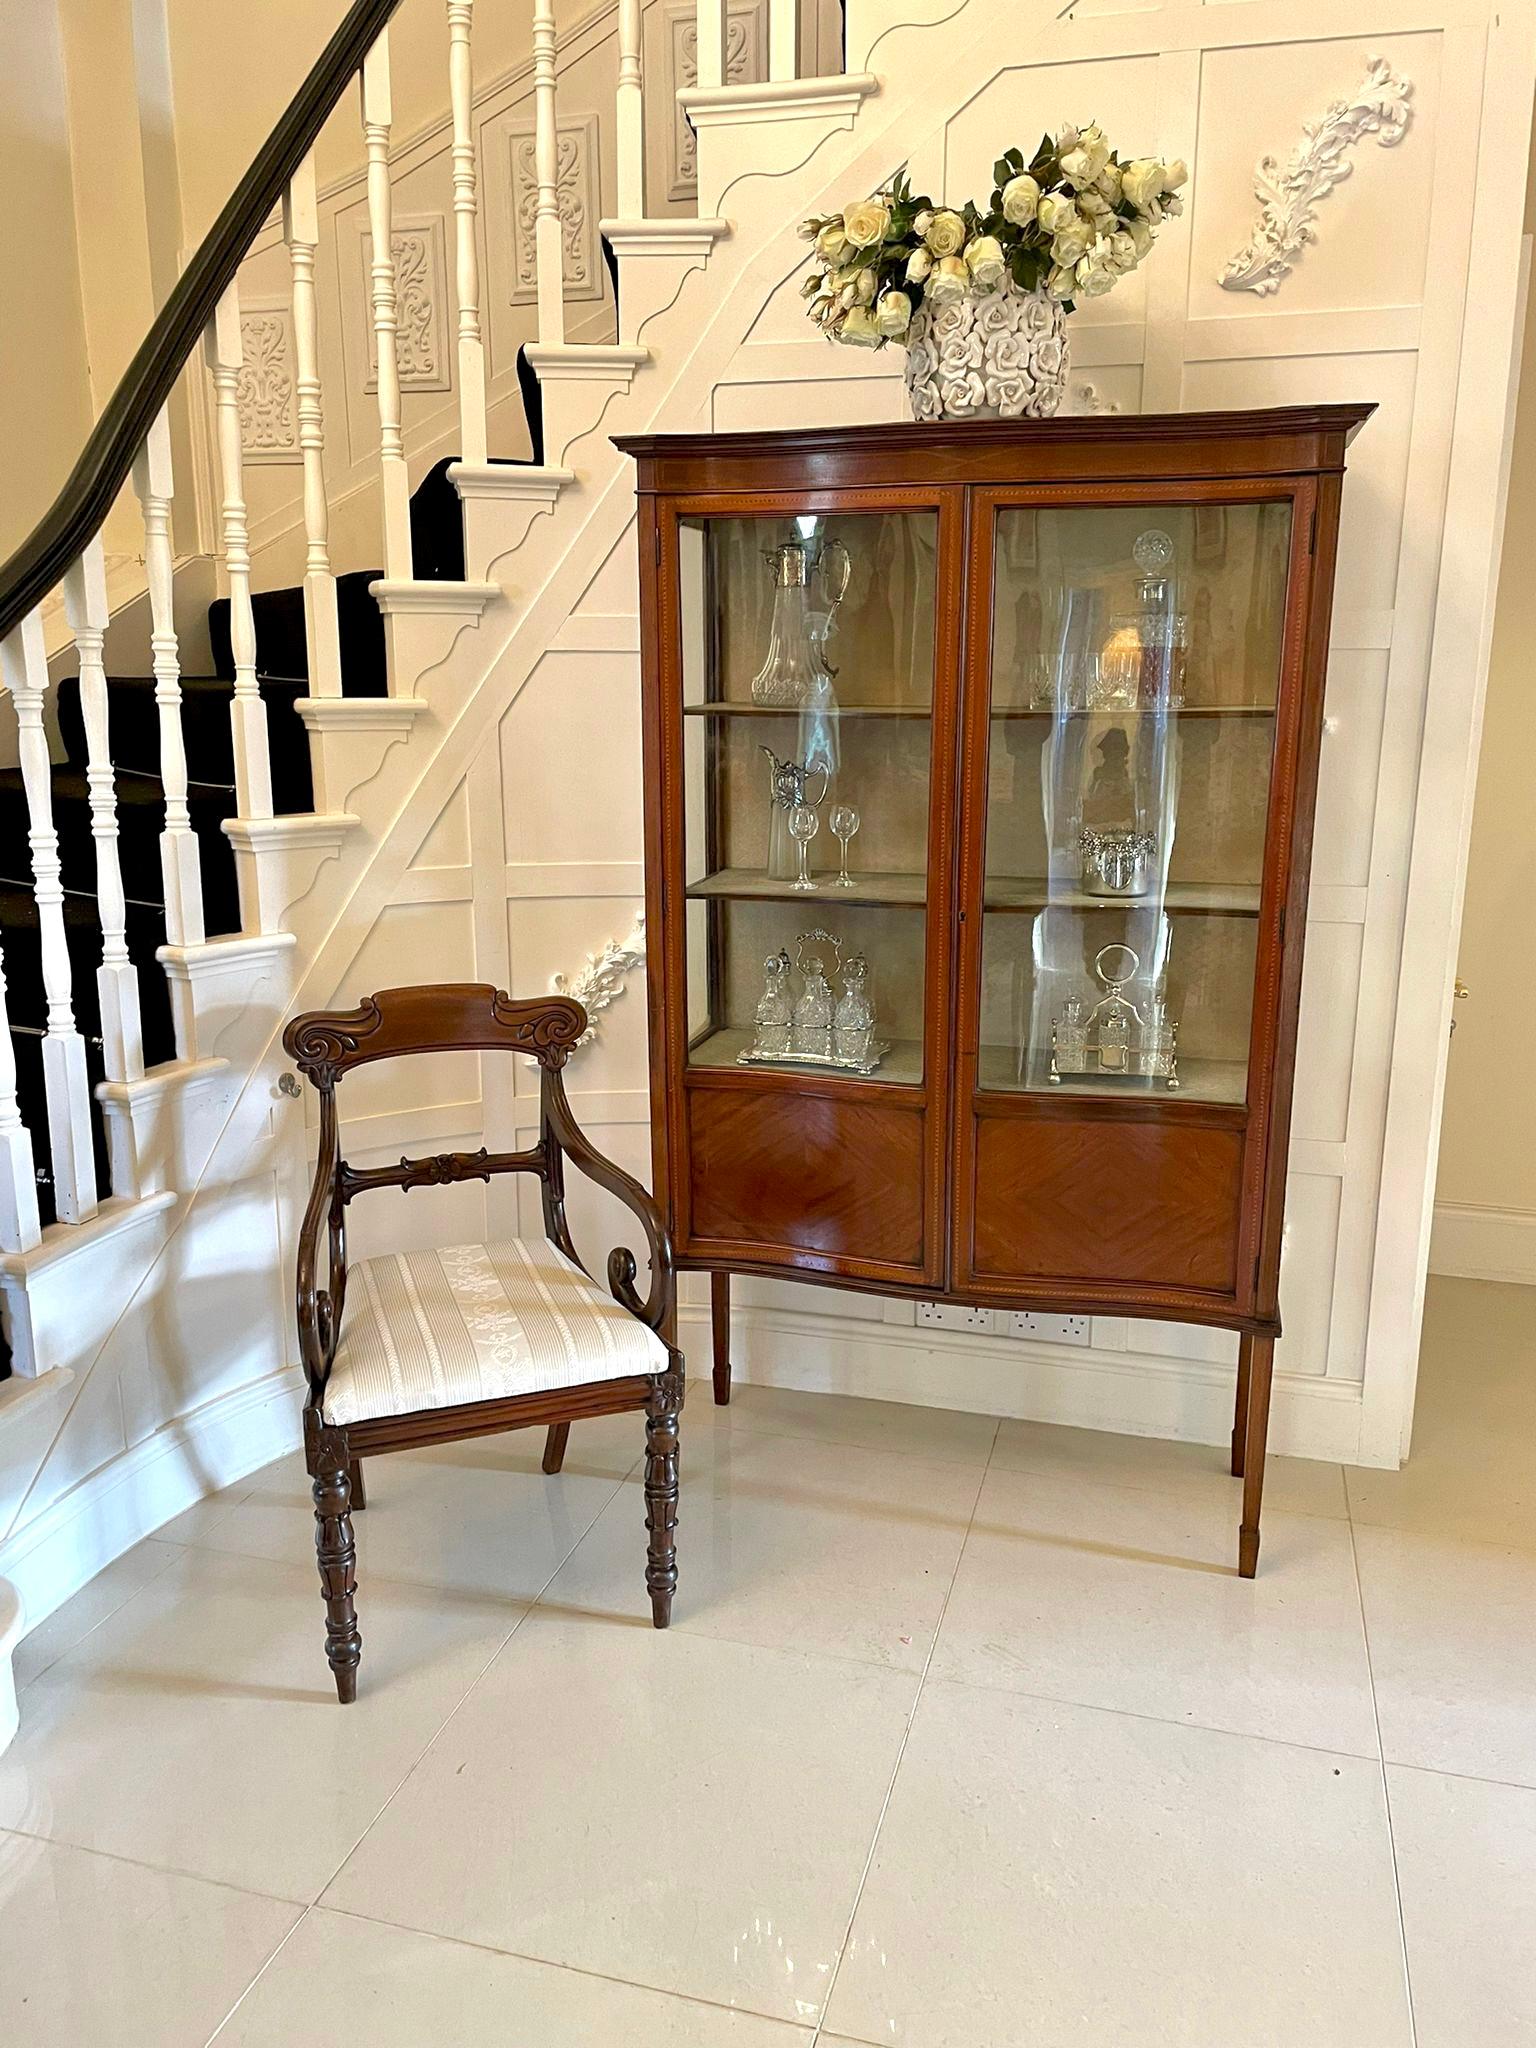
xmin=618 ymin=405 xmax=1371 ymax=1575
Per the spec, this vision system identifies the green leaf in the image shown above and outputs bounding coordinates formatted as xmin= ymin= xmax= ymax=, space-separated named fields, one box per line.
xmin=993 ymin=157 xmax=1012 ymax=191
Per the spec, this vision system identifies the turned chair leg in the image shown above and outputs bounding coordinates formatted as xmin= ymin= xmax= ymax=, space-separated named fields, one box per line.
xmin=348 ymin=1458 xmax=367 ymax=1510
xmin=1231 ymin=1334 xmax=1254 ymax=1478
xmin=310 ymin=1425 xmax=362 ymax=1703
xmin=1237 ymin=1334 xmax=1276 ymax=1579
xmin=542 ymin=1422 xmax=570 ymax=1475
xmin=710 ymin=1271 xmax=732 ymax=1406
xmin=644 ymin=1366 xmax=684 ymax=1627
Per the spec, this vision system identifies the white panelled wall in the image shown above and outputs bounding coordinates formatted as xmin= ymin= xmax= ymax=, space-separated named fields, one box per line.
xmin=0 ymin=0 xmax=1530 ymax=1738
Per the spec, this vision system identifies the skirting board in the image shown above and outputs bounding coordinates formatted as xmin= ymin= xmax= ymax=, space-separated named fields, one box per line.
xmin=1428 ymin=1202 xmax=1536 ymax=1285
xmin=678 ymin=1304 xmax=1376 ymax=1468
xmin=0 ymin=1363 xmax=305 ymax=1751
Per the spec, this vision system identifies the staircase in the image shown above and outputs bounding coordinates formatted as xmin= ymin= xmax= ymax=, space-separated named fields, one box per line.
xmin=0 ymin=0 xmax=895 ymax=1662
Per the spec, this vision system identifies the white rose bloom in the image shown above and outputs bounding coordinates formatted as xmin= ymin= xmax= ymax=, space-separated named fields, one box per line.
xmin=816 ymin=223 xmax=850 ymax=264
xmin=924 ymin=209 xmax=968 ymax=258
xmin=1128 ymin=218 xmax=1154 ymax=260
xmin=1036 ymin=194 xmax=1077 ymax=236
xmin=798 ymin=217 xmax=821 ymax=241
xmin=1052 ymin=226 xmax=1092 ymax=268
xmin=857 ymin=266 xmax=880 ymax=304
xmin=1119 ymin=159 xmax=1163 ymax=214
xmin=839 ymin=282 xmax=860 ymax=310
xmin=1163 ymin=159 xmax=1189 ymax=192
xmin=843 ymin=199 xmax=892 ymax=249
xmin=1001 ymin=173 xmax=1041 ymax=226
xmin=966 ymin=234 xmax=1007 ymax=293
xmin=1107 ymin=230 xmax=1138 ymax=273
xmin=840 ymin=305 xmax=882 ymax=347
xmin=1074 ymin=248 xmax=1119 ymax=298
xmin=1162 ymin=191 xmax=1185 ymax=218
xmin=906 ymin=245 xmax=933 ymax=284
xmin=876 ymin=288 xmax=913 ymax=338
xmin=1046 ymin=263 xmax=1077 ymax=300
xmin=800 ymin=272 xmax=824 ymax=299
xmin=1055 ymin=123 xmax=1080 ymax=153
xmin=925 ymin=254 xmax=970 ymax=305
xmin=1095 ymin=165 xmax=1122 ymax=202
xmin=1079 ymin=191 xmax=1113 ymax=229
xmin=913 ymin=209 xmax=934 ymax=238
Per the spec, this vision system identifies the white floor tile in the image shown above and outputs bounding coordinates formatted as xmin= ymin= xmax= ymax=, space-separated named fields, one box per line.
xmin=215 ymin=1906 xmax=813 ymax=2045
xmin=12 ymin=1539 xmax=183 ymax=1691
xmin=188 ymin=1444 xmax=628 ymax=1601
xmin=824 ymin=1681 xmax=1414 ymax=2048
xmin=725 ymin=1383 xmax=999 ymax=1466
xmin=0 ymin=1829 xmax=296 ymax=2047
xmin=542 ymin=1427 xmax=983 ymax=1669
xmin=993 ymin=1415 xmax=1349 ymax=1519
xmin=1388 ymin=1763 xmax=1536 ymax=2048
xmin=930 ymin=1465 xmax=1379 ymax=1754
xmin=0 ymin=1546 xmax=521 ymax=1902
xmin=1355 ymin=1523 xmax=1536 ymax=1785
xmin=325 ymin=1614 xmax=917 ymax=2025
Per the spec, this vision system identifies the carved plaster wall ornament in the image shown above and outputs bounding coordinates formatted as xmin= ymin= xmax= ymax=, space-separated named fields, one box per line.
xmin=1072 ymin=382 xmax=1123 ymax=416
xmin=551 ymin=915 xmax=646 ymax=1050
xmin=362 ymin=216 xmax=451 ymax=391
xmin=237 ymin=303 xmax=300 ymax=462
xmin=510 ymin=114 xmax=602 ymax=305
xmin=1219 ymin=54 xmax=1414 ymax=297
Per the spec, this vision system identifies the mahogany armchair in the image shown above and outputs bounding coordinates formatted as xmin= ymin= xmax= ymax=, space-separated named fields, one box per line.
xmin=282 ymin=984 xmax=684 ymax=1703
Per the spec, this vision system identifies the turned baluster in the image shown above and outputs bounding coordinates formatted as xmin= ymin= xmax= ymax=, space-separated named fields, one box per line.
xmin=532 ymin=0 xmax=565 ymax=346
xmin=283 ymin=151 xmax=344 ymax=698
xmin=616 ymin=0 xmax=644 ymax=218
xmin=767 ymin=0 xmax=796 ymax=81
xmin=0 ymin=610 xmax=98 ymax=1222
xmin=362 ymin=34 xmax=413 ymax=579
xmin=0 ymin=935 xmax=41 ymax=1254
xmin=694 ymin=0 xmax=729 ymax=89
xmin=63 ymin=536 xmax=143 ymax=1083
xmin=205 ymin=285 xmax=275 ymax=828
xmin=447 ymin=0 xmax=488 ymax=465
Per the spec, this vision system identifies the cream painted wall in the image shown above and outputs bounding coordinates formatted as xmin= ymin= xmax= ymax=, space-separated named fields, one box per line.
xmin=0 ymin=0 xmax=94 ymax=563
xmin=1431 ymin=214 xmax=1536 ymax=1272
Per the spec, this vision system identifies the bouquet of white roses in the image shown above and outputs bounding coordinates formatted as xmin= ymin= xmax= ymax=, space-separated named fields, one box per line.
xmin=799 ymin=125 xmax=1187 ymax=347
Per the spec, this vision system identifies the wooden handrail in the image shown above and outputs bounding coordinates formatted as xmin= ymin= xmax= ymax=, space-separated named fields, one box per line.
xmin=0 ymin=0 xmax=406 ymax=646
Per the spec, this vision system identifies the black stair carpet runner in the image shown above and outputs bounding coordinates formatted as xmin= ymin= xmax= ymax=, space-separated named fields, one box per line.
xmin=1 ymin=457 xmax=466 ymax=1243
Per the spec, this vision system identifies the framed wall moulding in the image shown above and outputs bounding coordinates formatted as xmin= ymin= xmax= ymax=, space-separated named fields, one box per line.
xmin=508 ymin=110 xmax=604 ymax=307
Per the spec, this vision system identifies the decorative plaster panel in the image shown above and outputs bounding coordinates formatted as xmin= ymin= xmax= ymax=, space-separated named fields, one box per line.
xmin=362 ymin=214 xmax=452 ymax=393
xmin=508 ymin=112 xmax=603 ymax=305
xmin=236 ymin=300 xmax=299 ymax=464
xmin=669 ymin=1 xmax=765 ymax=201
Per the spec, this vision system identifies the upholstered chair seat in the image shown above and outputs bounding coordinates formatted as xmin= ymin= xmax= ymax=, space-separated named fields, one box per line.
xmin=323 ymin=1237 xmax=671 ymax=1427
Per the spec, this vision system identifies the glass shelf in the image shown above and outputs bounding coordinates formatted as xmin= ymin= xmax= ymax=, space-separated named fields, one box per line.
xmin=684 ymin=704 xmax=933 ymax=720
xmin=687 ymin=867 xmax=927 ymax=908
xmin=984 ymin=878 xmax=1260 ymax=915
xmin=690 ymin=1025 xmax=926 ymax=1087
xmin=977 ymin=1043 xmax=1249 ymax=1104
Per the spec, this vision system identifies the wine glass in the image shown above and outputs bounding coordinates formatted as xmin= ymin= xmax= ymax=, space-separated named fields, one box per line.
xmin=788 ymin=803 xmax=819 ymax=890
xmin=830 ymin=803 xmax=860 ymax=887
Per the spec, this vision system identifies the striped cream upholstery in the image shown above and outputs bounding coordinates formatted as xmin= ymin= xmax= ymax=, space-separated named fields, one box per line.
xmin=321 ymin=1236 xmax=668 ymax=1427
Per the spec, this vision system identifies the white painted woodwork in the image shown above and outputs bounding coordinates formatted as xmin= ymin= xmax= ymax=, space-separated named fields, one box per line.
xmin=0 ymin=612 xmax=97 ymax=1223
xmin=362 ymin=34 xmax=413 ymax=579
xmin=205 ymin=286 xmax=275 ymax=827
xmin=281 ymin=153 xmax=343 ymax=699
xmin=131 ymin=409 xmax=205 ymax=958
xmin=532 ymin=0 xmax=566 ymax=346
xmin=694 ymin=0 xmax=730 ymax=89
xmin=0 ymin=935 xmax=42 ymax=1254
xmin=62 ymin=537 xmax=143 ymax=1085
xmin=616 ymin=0 xmax=644 ymax=218
xmin=767 ymin=0 xmax=795 ymax=81
xmin=447 ymin=0 xmax=488 ymax=467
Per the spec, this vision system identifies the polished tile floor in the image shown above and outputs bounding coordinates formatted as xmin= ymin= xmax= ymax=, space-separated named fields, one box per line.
xmin=2 ymin=1275 xmax=1532 ymax=2045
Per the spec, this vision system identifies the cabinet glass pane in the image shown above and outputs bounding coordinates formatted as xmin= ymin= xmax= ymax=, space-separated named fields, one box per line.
xmin=679 ymin=510 xmax=937 ymax=1085
xmin=980 ymin=500 xmax=1292 ymax=1103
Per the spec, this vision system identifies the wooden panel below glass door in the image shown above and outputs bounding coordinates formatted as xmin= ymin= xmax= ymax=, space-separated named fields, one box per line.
xmin=965 ymin=1110 xmax=1245 ymax=1301
xmin=683 ymin=1080 xmax=930 ymax=1280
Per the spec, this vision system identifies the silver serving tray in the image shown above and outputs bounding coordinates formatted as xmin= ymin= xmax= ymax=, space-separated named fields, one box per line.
xmin=737 ymin=1039 xmax=891 ymax=1078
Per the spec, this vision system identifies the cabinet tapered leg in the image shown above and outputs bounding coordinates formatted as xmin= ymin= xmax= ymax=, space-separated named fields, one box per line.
xmin=1237 ymin=1334 xmax=1275 ymax=1579
xmin=1231 ymin=1335 xmax=1254 ymax=1478
xmin=710 ymin=1271 xmax=732 ymax=1406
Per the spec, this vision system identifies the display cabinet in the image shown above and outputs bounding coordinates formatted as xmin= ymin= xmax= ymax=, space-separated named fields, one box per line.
xmin=618 ymin=407 xmax=1371 ymax=1574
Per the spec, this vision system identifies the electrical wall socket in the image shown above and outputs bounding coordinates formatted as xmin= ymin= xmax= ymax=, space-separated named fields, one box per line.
xmin=1004 ymin=1310 xmax=1092 ymax=1347
xmin=916 ymin=1301 xmax=996 ymax=1334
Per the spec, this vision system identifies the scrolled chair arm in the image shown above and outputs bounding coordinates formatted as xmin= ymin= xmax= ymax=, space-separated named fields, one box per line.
xmin=293 ymin=1085 xmax=346 ymax=1400
xmin=542 ymin=1065 xmax=675 ymax=1335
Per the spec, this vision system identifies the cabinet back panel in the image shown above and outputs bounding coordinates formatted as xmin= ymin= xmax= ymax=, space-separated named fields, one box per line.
xmin=686 ymin=1087 xmax=926 ymax=1272
xmin=969 ymin=1115 xmax=1242 ymax=1296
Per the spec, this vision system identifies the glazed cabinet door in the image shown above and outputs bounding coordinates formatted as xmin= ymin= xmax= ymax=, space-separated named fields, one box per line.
xmin=651 ymin=490 xmax=963 ymax=1286
xmin=952 ymin=482 xmax=1316 ymax=1322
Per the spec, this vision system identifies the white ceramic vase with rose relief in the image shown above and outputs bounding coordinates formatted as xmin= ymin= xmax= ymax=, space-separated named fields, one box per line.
xmin=798 ymin=128 xmax=1185 ymax=425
